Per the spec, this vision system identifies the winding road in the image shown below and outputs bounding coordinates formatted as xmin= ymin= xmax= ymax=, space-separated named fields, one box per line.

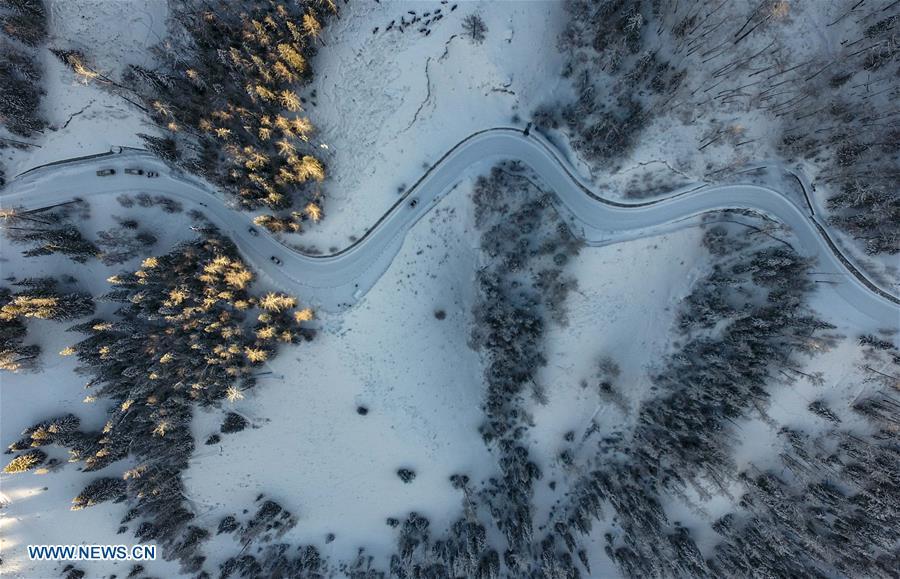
xmin=2 ymin=127 xmax=898 ymax=323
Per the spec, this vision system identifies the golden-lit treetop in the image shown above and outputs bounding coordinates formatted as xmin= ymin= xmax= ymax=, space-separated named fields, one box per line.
xmin=0 ymin=296 xmax=59 ymax=321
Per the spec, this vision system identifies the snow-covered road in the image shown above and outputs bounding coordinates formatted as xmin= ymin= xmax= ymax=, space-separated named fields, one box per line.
xmin=2 ymin=128 xmax=897 ymax=323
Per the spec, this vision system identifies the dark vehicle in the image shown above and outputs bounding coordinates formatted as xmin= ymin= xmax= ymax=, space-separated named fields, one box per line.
xmin=270 ymin=256 xmax=282 ymax=265
xmin=408 ymin=198 xmax=418 ymax=208
xmin=96 ymin=168 xmax=116 ymax=176
xmin=146 ymin=171 xmax=159 ymax=178
xmin=248 ymin=227 xmax=259 ymax=237
xmin=124 ymin=168 xmax=144 ymax=175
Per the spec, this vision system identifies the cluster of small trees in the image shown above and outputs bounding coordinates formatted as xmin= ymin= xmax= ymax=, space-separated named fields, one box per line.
xmin=545 ymin=224 xmax=836 ymax=577
xmin=95 ymin=216 xmax=159 ymax=265
xmin=117 ymin=192 xmax=184 ymax=214
xmin=220 ymin=542 xmax=325 ymax=579
xmin=548 ymin=0 xmax=899 ymax=255
xmin=711 ymin=374 xmax=900 ymax=577
xmin=71 ymin=477 xmax=127 ymax=510
xmin=777 ymin=11 xmax=899 ymax=255
xmin=1 ymin=201 xmax=98 ymax=263
xmin=3 ymin=448 xmax=46 ymax=473
xmin=538 ymin=0 xmax=681 ymax=167
xmin=3 ymin=233 xmax=315 ymax=573
xmin=357 ymin=164 xmax=585 ymax=577
xmin=4 ymin=414 xmax=87 ymax=484
xmin=466 ymin=165 xmax=583 ymax=576
xmin=216 ymin=496 xmax=327 ymax=578
xmin=0 ymin=277 xmax=94 ymax=372
xmin=0 ymin=0 xmax=46 ymax=138
xmin=0 ymin=196 xmax=186 ymax=267
xmin=385 ymin=511 xmax=500 ymax=579
xmin=118 ymin=0 xmax=335 ymax=232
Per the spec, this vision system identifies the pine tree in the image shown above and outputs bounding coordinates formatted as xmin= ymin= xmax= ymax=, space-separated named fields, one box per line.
xmin=122 ymin=0 xmax=331 ymax=216
xmin=71 ymin=477 xmax=126 ymax=510
xmin=2 ymin=203 xmax=98 ymax=263
xmin=3 ymin=448 xmax=46 ymax=473
xmin=0 ymin=1 xmax=47 ymax=136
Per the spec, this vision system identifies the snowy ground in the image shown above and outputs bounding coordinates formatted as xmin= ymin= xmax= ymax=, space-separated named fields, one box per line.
xmin=185 ymin=191 xmax=735 ymax=572
xmin=1 ymin=0 xmax=166 ymax=177
xmin=0 ymin=198 xmax=196 ymax=579
xmin=527 ymin=227 xmax=706 ymax=493
xmin=660 ymin=327 xmax=886 ymax=560
xmin=5 ymin=0 xmax=568 ymax=248
xmin=528 ymin=219 xmax=889 ymax=574
xmin=4 ymin=178 xmax=840 ymax=577
xmin=1 ymin=170 xmax=890 ymax=579
xmin=544 ymin=0 xmax=900 ymax=291
xmin=1 ymin=0 xmax=896 ymax=577
xmin=183 ymin=178 xmax=484 ymax=569
xmin=301 ymin=0 xmax=568 ymax=249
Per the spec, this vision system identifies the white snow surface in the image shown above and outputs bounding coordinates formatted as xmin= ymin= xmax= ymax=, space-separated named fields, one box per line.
xmin=1 ymin=0 xmax=166 ymax=177
xmin=1 ymin=1 xmax=898 ymax=577
xmin=185 ymin=181 xmax=489 ymax=569
xmin=303 ymin=0 xmax=568 ymax=249
xmin=0 ymin=201 xmax=197 ymax=579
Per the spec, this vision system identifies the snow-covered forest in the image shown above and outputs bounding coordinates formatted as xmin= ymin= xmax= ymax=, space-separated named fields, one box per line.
xmin=1 ymin=1 xmax=898 ymax=578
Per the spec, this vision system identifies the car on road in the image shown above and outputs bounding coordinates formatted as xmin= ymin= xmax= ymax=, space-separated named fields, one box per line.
xmin=408 ymin=198 xmax=418 ymax=208
xmin=96 ymin=168 xmax=116 ymax=176
xmin=270 ymin=256 xmax=282 ymax=265
xmin=146 ymin=171 xmax=159 ymax=178
xmin=248 ymin=227 xmax=259 ymax=237
xmin=124 ymin=168 xmax=144 ymax=176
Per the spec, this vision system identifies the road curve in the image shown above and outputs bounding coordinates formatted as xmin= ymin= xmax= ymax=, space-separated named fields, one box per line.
xmin=2 ymin=127 xmax=898 ymax=323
